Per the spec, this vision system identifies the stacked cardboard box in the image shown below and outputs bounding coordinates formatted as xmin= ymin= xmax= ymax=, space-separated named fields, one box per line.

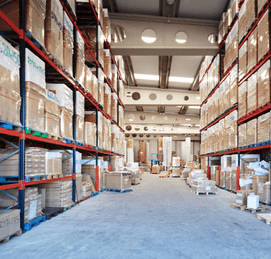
xmin=111 ymin=93 xmax=118 ymax=122
xmin=258 ymin=182 xmax=271 ymax=204
xmin=63 ymin=12 xmax=74 ymax=76
xmin=111 ymin=65 xmax=118 ymax=91
xmin=258 ymin=60 xmax=271 ymax=107
xmin=0 ymin=148 xmax=47 ymax=177
xmin=85 ymin=111 xmax=103 ymax=148
xmin=239 ymin=41 xmax=248 ymax=80
xmin=84 ymin=122 xmax=96 ymax=146
xmin=45 ymin=90 xmax=60 ymax=137
xmin=247 ymin=119 xmax=257 ymax=145
xmin=76 ymin=31 xmax=85 ymax=86
xmin=253 ymin=175 xmax=269 ymax=195
xmin=235 ymin=190 xmax=255 ymax=205
xmin=25 ymin=48 xmax=46 ymax=132
xmin=138 ymin=140 xmax=146 ymax=163
xmin=191 ymin=180 xmax=217 ymax=194
xmin=238 ymin=81 xmax=247 ymax=119
xmin=248 ymin=27 xmax=258 ymax=72
xmin=187 ymin=170 xmax=207 ymax=186
xmin=102 ymin=119 xmax=111 ymax=151
xmin=0 ymin=0 xmax=46 ymax=47
xmin=258 ymin=112 xmax=270 ymax=143
xmin=238 ymin=1 xmax=247 ymax=43
xmin=247 ymin=74 xmax=258 ymax=113
xmin=106 ymin=171 xmax=131 ymax=191
xmin=103 ymin=49 xmax=111 ymax=79
xmin=103 ymin=8 xmax=111 ymax=42
xmin=119 ymin=106 xmax=124 ymax=129
xmin=46 ymin=84 xmax=74 ymax=140
xmin=0 ymin=187 xmax=42 ymax=223
xmin=45 ymin=152 xmax=62 ymax=176
xmin=229 ymin=65 xmax=238 ymax=106
xmin=258 ymin=10 xmax=270 ymax=62
xmin=0 ymin=36 xmax=21 ymax=125
xmin=45 ymin=0 xmax=63 ymax=65
xmin=41 ymin=180 xmax=74 ymax=207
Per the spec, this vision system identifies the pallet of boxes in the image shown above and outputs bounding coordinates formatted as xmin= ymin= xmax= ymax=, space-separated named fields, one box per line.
xmin=126 ymin=162 xmax=142 ymax=184
xmin=106 ymin=171 xmax=132 ymax=193
xmin=187 ymin=170 xmax=217 ymax=195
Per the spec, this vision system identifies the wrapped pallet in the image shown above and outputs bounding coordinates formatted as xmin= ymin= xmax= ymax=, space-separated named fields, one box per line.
xmin=82 ymin=182 xmax=92 ymax=198
xmin=258 ymin=60 xmax=271 ymax=108
xmin=111 ymin=65 xmax=118 ymax=91
xmin=111 ymin=93 xmax=118 ymax=122
xmin=247 ymin=73 xmax=258 ymax=113
xmin=0 ymin=36 xmax=21 ymax=125
xmin=246 ymin=0 xmax=257 ymax=30
xmin=41 ymin=180 xmax=74 ymax=207
xmin=0 ymin=0 xmax=46 ymax=47
xmin=45 ymin=90 xmax=60 ymax=137
xmin=238 ymin=123 xmax=247 ymax=147
xmin=85 ymin=66 xmax=98 ymax=101
xmin=253 ymin=175 xmax=269 ymax=195
xmin=238 ymin=81 xmax=247 ymax=118
xmin=229 ymin=64 xmax=238 ymax=107
xmin=106 ymin=171 xmax=131 ymax=191
xmin=84 ymin=122 xmax=96 ymax=146
xmin=191 ymin=180 xmax=217 ymax=194
xmin=63 ymin=11 xmax=74 ymax=76
xmin=0 ymin=187 xmax=42 ymax=223
xmin=111 ymin=156 xmax=124 ymax=171
xmin=258 ymin=10 xmax=270 ymax=62
xmin=102 ymin=119 xmax=111 ymax=151
xmin=119 ymin=106 xmax=124 ymax=129
xmin=45 ymin=151 xmax=62 ymax=175
xmin=84 ymin=111 xmax=103 ymax=148
xmin=104 ymin=83 xmax=111 ymax=116
xmin=0 ymin=210 xmax=20 ymax=242
xmin=45 ymin=0 xmax=63 ymax=65
xmin=258 ymin=182 xmax=271 ymax=204
xmin=246 ymin=119 xmax=257 ymax=145
xmin=127 ymin=139 xmax=134 ymax=164
xmin=220 ymin=171 xmax=226 ymax=188
xmin=25 ymin=48 xmax=46 ymax=132
xmin=46 ymin=84 xmax=73 ymax=140
xmin=76 ymin=31 xmax=85 ymax=86
xmin=188 ymin=170 xmax=208 ymax=186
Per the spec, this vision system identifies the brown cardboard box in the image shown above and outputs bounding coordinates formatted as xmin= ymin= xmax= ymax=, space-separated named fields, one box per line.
xmin=104 ymin=84 xmax=111 ymax=116
xmin=258 ymin=10 xmax=270 ymax=62
xmin=238 ymin=123 xmax=247 ymax=147
xmin=247 ymin=27 xmax=258 ymax=72
xmin=0 ymin=210 xmax=20 ymax=241
xmin=239 ymin=41 xmax=248 ymax=80
xmin=111 ymin=93 xmax=118 ymax=122
xmin=45 ymin=112 xmax=60 ymax=137
xmin=253 ymin=175 xmax=269 ymax=194
xmin=258 ymin=60 xmax=271 ymax=108
xmin=236 ymin=190 xmax=255 ymax=205
xmin=158 ymin=137 xmax=163 ymax=162
xmin=247 ymin=119 xmax=257 ymax=145
xmin=247 ymin=74 xmax=258 ymax=113
xmin=60 ymin=107 xmax=73 ymax=140
xmin=76 ymin=115 xmax=84 ymax=143
xmin=84 ymin=122 xmax=96 ymax=146
xmin=106 ymin=171 xmax=131 ymax=191
xmin=45 ymin=0 xmax=64 ymax=65
xmin=75 ymin=31 xmax=85 ymax=86
xmin=238 ymin=81 xmax=247 ymax=118
xmin=258 ymin=112 xmax=270 ymax=143
xmin=220 ymin=171 xmax=226 ymax=188
xmin=103 ymin=49 xmax=111 ymax=79
xmin=152 ymin=165 xmax=160 ymax=174
xmin=246 ymin=0 xmax=257 ymax=29
xmin=138 ymin=140 xmax=146 ymax=163
xmin=0 ymin=0 xmax=45 ymax=47
xmin=239 ymin=1 xmax=247 ymax=43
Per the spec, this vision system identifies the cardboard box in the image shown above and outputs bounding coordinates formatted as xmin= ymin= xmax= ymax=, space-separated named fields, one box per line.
xmin=258 ymin=112 xmax=270 ymax=143
xmin=247 ymin=119 xmax=257 ymax=145
xmin=246 ymin=0 xmax=257 ymax=30
xmin=258 ymin=60 xmax=271 ymax=108
xmin=0 ymin=210 xmax=20 ymax=241
xmin=253 ymin=175 xmax=269 ymax=194
xmin=238 ymin=1 xmax=247 ymax=43
xmin=239 ymin=41 xmax=248 ymax=80
xmin=247 ymin=27 xmax=258 ymax=72
xmin=258 ymin=10 xmax=270 ymax=62
xmin=45 ymin=0 xmax=64 ymax=65
xmin=238 ymin=81 xmax=247 ymax=118
xmin=247 ymin=74 xmax=258 ymax=113
xmin=103 ymin=84 xmax=111 ymax=116
xmin=236 ymin=190 xmax=255 ymax=205
xmin=0 ymin=0 xmax=45 ymax=47
xmin=106 ymin=171 xmax=131 ymax=191
xmin=152 ymin=165 xmax=160 ymax=174
xmin=76 ymin=115 xmax=84 ymax=143
xmin=75 ymin=31 xmax=85 ymax=86
xmin=60 ymin=107 xmax=73 ymax=140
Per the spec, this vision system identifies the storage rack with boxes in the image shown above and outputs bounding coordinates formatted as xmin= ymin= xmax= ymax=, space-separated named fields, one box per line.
xmin=199 ymin=0 xmax=271 ymax=195
xmin=0 ymin=0 xmax=125 ymax=231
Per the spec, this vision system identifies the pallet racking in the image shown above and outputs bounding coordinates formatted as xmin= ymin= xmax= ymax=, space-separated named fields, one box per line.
xmin=0 ymin=0 xmax=125 ymax=230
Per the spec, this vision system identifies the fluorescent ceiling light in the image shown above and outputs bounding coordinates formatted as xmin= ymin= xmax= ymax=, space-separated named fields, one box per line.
xmin=189 ymin=106 xmax=200 ymax=109
xmin=180 ymin=124 xmax=191 ymax=126
xmin=141 ymin=37 xmax=156 ymax=43
xmin=175 ymin=39 xmax=186 ymax=44
xmin=134 ymin=74 xmax=194 ymax=83
xmin=196 ymin=96 xmax=200 ymax=100
xmin=186 ymin=118 xmax=191 ymax=121
xmin=195 ymin=124 xmax=200 ymax=127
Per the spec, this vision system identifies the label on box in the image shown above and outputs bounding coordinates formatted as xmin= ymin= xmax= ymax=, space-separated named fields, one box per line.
xmin=236 ymin=199 xmax=242 ymax=204
xmin=237 ymin=193 xmax=243 ymax=197
xmin=29 ymin=200 xmax=37 ymax=220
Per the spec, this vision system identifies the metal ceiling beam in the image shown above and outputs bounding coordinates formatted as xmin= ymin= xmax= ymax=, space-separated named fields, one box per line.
xmin=125 ymin=111 xmax=199 ymax=125
xmin=189 ymin=56 xmax=204 ymax=91
xmin=178 ymin=106 xmax=189 ymax=114
xmin=123 ymin=55 xmax=137 ymax=86
xmin=125 ymin=87 xmax=200 ymax=106
xmin=109 ymin=13 xmax=218 ymax=56
xmin=159 ymin=55 xmax=172 ymax=88
xmin=136 ymin=106 xmax=144 ymax=112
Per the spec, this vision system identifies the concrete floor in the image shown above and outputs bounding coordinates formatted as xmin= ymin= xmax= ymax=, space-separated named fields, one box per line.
xmin=1 ymin=172 xmax=271 ymax=259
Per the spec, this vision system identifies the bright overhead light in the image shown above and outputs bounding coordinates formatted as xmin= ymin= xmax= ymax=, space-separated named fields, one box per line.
xmin=186 ymin=118 xmax=191 ymax=121
xmin=176 ymin=39 xmax=186 ymax=44
xmin=134 ymin=74 xmax=194 ymax=83
xmin=180 ymin=124 xmax=191 ymax=126
xmin=141 ymin=37 xmax=156 ymax=43
xmin=189 ymin=106 xmax=200 ymax=109
xmin=195 ymin=124 xmax=200 ymax=127
xmin=196 ymin=96 xmax=200 ymax=100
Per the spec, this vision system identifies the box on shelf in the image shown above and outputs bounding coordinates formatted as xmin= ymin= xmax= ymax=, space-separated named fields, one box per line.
xmin=84 ymin=66 xmax=98 ymax=101
xmin=258 ymin=182 xmax=271 ymax=204
xmin=247 ymin=73 xmax=258 ymax=113
xmin=85 ymin=111 xmax=103 ymax=148
xmin=103 ymin=49 xmax=111 ymax=79
xmin=84 ymin=122 xmax=96 ymax=146
xmin=63 ymin=11 xmax=74 ymax=76
xmin=0 ymin=36 xmax=21 ymax=125
xmin=258 ymin=112 xmax=270 ymax=143
xmin=119 ymin=106 xmax=124 ymax=129
xmin=246 ymin=0 xmax=257 ymax=30
xmin=252 ymin=175 xmax=269 ymax=194
xmin=45 ymin=0 xmax=64 ymax=66
xmin=0 ymin=0 xmax=46 ymax=47
xmin=76 ymin=115 xmax=84 ymax=143
xmin=111 ymin=93 xmax=118 ymax=122
xmin=104 ymin=84 xmax=111 ymax=116
xmin=236 ymin=190 xmax=255 ymax=205
xmin=239 ymin=41 xmax=248 ymax=80
xmin=103 ymin=8 xmax=111 ymax=42
xmin=247 ymin=27 xmax=258 ymax=73
xmin=258 ymin=60 xmax=271 ymax=108
xmin=238 ymin=81 xmax=247 ymax=118
xmin=111 ymin=65 xmax=118 ymax=91
xmin=238 ymin=1 xmax=247 ymax=43
xmin=246 ymin=119 xmax=257 ymax=145
xmin=258 ymin=10 xmax=270 ymax=62
xmin=229 ymin=64 xmax=238 ymax=106
xmin=45 ymin=151 xmax=62 ymax=175
xmin=45 ymin=90 xmax=60 ymax=137
xmin=0 ymin=210 xmax=20 ymax=242
xmin=75 ymin=174 xmax=83 ymax=202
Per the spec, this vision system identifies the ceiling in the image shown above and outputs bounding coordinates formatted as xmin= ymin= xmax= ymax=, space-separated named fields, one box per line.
xmin=103 ymin=0 xmax=229 ymax=137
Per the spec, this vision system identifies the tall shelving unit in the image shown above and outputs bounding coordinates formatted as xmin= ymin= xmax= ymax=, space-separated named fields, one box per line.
xmin=0 ymin=0 xmax=125 ymax=230
xmin=200 ymin=0 xmax=271 ymax=191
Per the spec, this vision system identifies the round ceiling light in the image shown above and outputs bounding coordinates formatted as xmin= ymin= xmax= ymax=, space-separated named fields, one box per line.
xmin=175 ymin=31 xmax=187 ymax=44
xmin=208 ymin=33 xmax=218 ymax=44
xmin=141 ymin=29 xmax=157 ymax=44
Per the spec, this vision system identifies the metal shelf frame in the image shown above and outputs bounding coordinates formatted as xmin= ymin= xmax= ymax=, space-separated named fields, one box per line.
xmin=0 ymin=0 xmax=125 ymax=230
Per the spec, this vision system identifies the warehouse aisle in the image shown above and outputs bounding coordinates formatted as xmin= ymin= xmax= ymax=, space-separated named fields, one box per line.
xmin=1 ymin=173 xmax=271 ymax=259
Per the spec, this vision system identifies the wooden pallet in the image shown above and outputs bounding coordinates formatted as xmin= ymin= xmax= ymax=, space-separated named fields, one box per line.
xmin=47 ymin=134 xmax=63 ymax=142
xmin=256 ymin=213 xmax=271 ymax=225
xmin=192 ymin=191 xmax=217 ymax=195
xmin=0 ymin=230 xmax=22 ymax=244
xmin=47 ymin=174 xmax=64 ymax=179
xmin=231 ymin=203 xmax=271 ymax=214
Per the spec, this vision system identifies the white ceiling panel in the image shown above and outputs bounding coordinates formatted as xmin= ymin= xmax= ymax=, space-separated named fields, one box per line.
xmin=178 ymin=0 xmax=229 ymax=20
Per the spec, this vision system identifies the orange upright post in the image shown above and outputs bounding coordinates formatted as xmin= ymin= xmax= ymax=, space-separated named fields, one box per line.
xmin=236 ymin=165 xmax=240 ymax=190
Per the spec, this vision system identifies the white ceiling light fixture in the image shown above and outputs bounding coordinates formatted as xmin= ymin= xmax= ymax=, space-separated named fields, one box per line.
xmin=196 ymin=96 xmax=200 ymax=100
xmin=141 ymin=29 xmax=157 ymax=44
xmin=134 ymin=74 xmax=193 ymax=83
xmin=186 ymin=118 xmax=191 ymax=121
xmin=180 ymin=124 xmax=191 ymax=127
xmin=195 ymin=124 xmax=200 ymax=127
xmin=175 ymin=31 xmax=188 ymax=44
xmin=189 ymin=106 xmax=200 ymax=109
